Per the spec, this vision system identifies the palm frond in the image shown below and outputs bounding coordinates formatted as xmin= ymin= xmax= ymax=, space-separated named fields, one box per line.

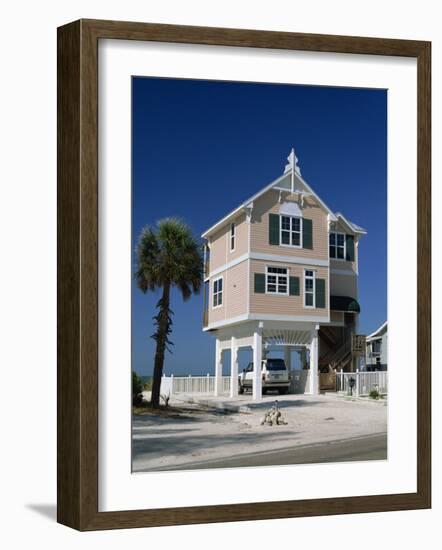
xmin=135 ymin=226 xmax=161 ymax=293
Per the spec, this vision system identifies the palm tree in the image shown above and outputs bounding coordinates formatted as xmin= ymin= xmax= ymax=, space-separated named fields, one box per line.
xmin=135 ymin=218 xmax=203 ymax=408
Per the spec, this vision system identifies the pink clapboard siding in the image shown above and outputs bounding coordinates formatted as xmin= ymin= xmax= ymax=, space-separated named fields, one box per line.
xmin=207 ymin=260 xmax=248 ymax=325
xmin=330 ymin=311 xmax=344 ymax=323
xmin=250 ymin=190 xmax=329 ymax=260
xmin=207 ymin=213 xmax=247 ymax=272
xmin=249 ymin=259 xmax=329 ymax=317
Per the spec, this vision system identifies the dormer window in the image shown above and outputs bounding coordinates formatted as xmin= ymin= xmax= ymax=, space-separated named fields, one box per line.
xmin=329 ymin=232 xmax=345 ymax=259
xmin=230 ymin=222 xmax=236 ymax=252
xmin=280 ymin=215 xmax=302 ymax=247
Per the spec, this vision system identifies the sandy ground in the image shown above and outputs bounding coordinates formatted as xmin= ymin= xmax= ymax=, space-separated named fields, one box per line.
xmin=132 ymin=393 xmax=387 ymax=472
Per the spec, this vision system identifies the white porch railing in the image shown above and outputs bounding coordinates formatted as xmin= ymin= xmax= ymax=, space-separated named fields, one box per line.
xmin=160 ymin=374 xmax=231 ymax=395
xmin=161 ymin=372 xmax=311 ymax=396
xmin=336 ymin=370 xmax=388 ymax=396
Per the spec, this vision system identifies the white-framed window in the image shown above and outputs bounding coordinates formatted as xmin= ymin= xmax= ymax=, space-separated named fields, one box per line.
xmin=371 ymin=340 xmax=382 ymax=355
xmin=230 ymin=222 xmax=236 ymax=252
xmin=212 ymin=277 xmax=223 ymax=308
xmin=304 ymin=269 xmax=316 ymax=308
xmin=329 ymin=232 xmax=346 ymax=259
xmin=266 ymin=266 xmax=288 ymax=295
xmin=280 ymin=215 xmax=302 ymax=247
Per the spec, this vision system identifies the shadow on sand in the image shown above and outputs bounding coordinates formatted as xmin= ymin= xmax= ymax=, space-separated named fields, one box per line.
xmin=132 ymin=423 xmax=301 ymax=469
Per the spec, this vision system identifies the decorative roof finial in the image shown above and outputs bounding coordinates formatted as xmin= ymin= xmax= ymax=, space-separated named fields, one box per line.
xmin=284 ymin=148 xmax=301 ymax=176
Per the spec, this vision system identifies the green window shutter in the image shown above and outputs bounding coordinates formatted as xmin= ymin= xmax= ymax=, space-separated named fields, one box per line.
xmin=289 ymin=276 xmax=300 ymax=296
xmin=254 ymin=273 xmax=266 ymax=293
xmin=346 ymin=234 xmax=355 ymax=261
xmin=302 ymin=218 xmax=313 ymax=249
xmin=269 ymin=214 xmax=280 ymax=245
xmin=315 ymin=278 xmax=326 ymax=308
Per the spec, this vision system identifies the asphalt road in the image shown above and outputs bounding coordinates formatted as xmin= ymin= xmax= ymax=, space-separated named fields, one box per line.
xmin=153 ymin=433 xmax=387 ymax=471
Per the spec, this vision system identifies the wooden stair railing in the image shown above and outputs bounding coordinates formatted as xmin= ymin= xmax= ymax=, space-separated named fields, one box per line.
xmin=318 ymin=326 xmax=338 ymax=348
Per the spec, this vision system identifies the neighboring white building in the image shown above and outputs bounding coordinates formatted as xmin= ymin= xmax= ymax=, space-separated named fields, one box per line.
xmin=365 ymin=321 xmax=387 ymax=371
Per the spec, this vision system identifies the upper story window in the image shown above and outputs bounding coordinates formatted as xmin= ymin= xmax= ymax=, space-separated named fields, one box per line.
xmin=371 ymin=340 xmax=382 ymax=354
xmin=212 ymin=277 xmax=223 ymax=308
xmin=280 ymin=215 xmax=302 ymax=247
xmin=304 ymin=269 xmax=316 ymax=307
xmin=230 ymin=222 xmax=236 ymax=251
xmin=266 ymin=266 xmax=288 ymax=295
xmin=329 ymin=232 xmax=345 ymax=259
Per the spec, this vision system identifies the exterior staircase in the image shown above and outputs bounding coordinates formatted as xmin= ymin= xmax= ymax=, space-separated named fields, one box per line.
xmin=319 ymin=334 xmax=352 ymax=372
xmin=318 ymin=326 xmax=338 ymax=349
xmin=329 ymin=341 xmax=352 ymax=371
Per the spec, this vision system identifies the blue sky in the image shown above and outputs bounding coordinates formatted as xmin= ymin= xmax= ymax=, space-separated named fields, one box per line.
xmin=132 ymin=77 xmax=387 ymax=376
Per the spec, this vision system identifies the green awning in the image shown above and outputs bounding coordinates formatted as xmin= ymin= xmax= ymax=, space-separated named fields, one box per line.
xmin=330 ymin=295 xmax=360 ymax=313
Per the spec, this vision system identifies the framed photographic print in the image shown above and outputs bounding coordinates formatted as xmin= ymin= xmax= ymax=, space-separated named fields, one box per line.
xmin=57 ymin=19 xmax=431 ymax=530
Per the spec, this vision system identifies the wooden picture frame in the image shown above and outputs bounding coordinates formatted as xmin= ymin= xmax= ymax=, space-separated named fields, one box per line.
xmin=57 ymin=18 xmax=431 ymax=531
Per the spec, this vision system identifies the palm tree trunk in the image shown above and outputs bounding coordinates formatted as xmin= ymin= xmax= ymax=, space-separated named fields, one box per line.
xmin=150 ymin=282 xmax=171 ymax=408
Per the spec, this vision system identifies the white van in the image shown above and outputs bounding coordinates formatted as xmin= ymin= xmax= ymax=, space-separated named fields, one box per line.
xmin=238 ymin=358 xmax=290 ymax=395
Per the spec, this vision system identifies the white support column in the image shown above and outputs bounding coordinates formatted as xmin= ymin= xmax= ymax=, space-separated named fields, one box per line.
xmin=284 ymin=345 xmax=292 ymax=393
xmin=252 ymin=328 xmax=263 ymax=400
xmin=214 ymin=338 xmax=222 ymax=396
xmin=230 ymin=336 xmax=239 ymax=398
xmin=309 ymin=328 xmax=319 ymax=395
xmin=300 ymin=348 xmax=307 ymax=370
xmin=284 ymin=345 xmax=292 ymax=370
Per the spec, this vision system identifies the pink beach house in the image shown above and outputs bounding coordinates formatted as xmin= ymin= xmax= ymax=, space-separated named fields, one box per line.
xmin=202 ymin=150 xmax=366 ymax=400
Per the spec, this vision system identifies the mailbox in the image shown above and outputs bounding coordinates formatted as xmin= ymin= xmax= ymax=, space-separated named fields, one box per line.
xmin=348 ymin=376 xmax=356 ymax=396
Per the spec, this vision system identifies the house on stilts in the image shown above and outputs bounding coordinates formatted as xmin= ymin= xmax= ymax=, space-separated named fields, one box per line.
xmin=202 ymin=150 xmax=366 ymax=400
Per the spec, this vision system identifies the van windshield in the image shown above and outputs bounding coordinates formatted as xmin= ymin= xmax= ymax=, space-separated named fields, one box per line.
xmin=265 ymin=359 xmax=287 ymax=371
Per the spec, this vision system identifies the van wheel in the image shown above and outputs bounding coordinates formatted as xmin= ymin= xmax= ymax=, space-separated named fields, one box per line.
xmin=238 ymin=384 xmax=244 ymax=395
xmin=262 ymin=388 xmax=267 ymax=395
xmin=278 ymin=388 xmax=288 ymax=395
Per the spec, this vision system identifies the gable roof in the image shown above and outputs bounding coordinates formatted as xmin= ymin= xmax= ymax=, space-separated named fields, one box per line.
xmin=367 ymin=321 xmax=388 ymax=341
xmin=202 ymin=150 xmax=342 ymax=239
xmin=334 ymin=212 xmax=367 ymax=235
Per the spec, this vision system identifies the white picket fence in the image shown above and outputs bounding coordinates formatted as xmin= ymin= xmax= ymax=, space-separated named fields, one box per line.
xmin=160 ymin=370 xmax=387 ymax=397
xmin=160 ymin=374 xmax=231 ymax=395
xmin=161 ymin=372 xmax=310 ymax=396
xmin=336 ymin=370 xmax=388 ymax=396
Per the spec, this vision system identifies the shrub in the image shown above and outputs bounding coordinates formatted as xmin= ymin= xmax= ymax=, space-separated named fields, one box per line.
xmin=132 ymin=371 xmax=145 ymax=406
xmin=369 ymin=388 xmax=380 ymax=400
